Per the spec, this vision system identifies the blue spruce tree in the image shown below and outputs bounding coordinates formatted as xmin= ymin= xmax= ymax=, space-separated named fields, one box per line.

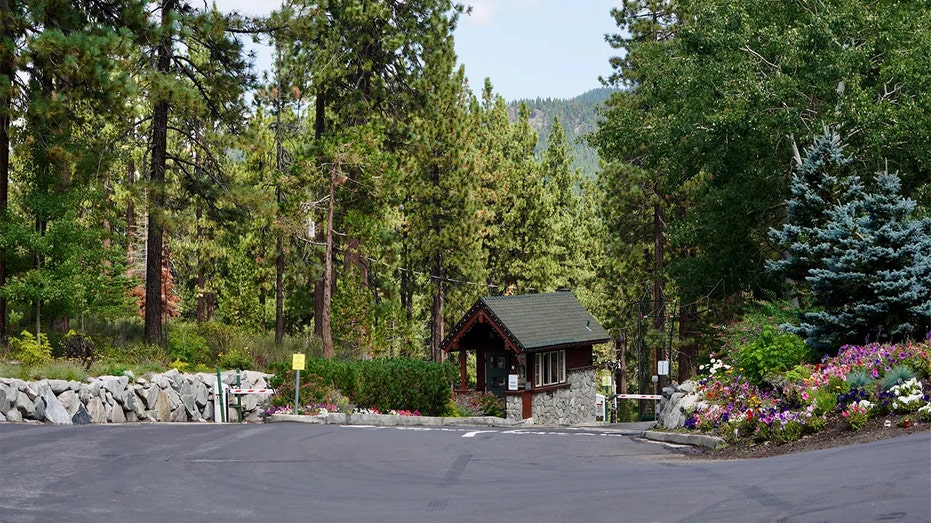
xmin=770 ymin=130 xmax=931 ymax=352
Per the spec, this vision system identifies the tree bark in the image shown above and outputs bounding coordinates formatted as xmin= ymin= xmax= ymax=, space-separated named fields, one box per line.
xmin=313 ymin=86 xmax=326 ymax=337
xmin=677 ymin=303 xmax=696 ymax=383
xmin=195 ymin=202 xmax=207 ymax=323
xmin=321 ymin=163 xmax=336 ymax=358
xmin=430 ymin=261 xmax=445 ymax=364
xmin=0 ymin=0 xmax=12 ymax=342
xmin=144 ymin=0 xmax=175 ymax=347
xmin=652 ymin=197 xmax=665 ymax=389
xmin=274 ymin=72 xmax=285 ymax=344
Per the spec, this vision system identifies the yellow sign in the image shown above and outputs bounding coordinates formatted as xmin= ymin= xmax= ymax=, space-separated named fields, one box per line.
xmin=292 ymin=353 xmax=305 ymax=370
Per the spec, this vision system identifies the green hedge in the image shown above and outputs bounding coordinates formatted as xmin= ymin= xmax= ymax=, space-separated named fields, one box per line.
xmin=270 ymin=357 xmax=458 ymax=416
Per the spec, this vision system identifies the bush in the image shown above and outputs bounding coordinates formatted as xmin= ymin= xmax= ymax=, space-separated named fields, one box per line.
xmin=9 ymin=330 xmax=52 ymax=367
xmin=735 ymin=325 xmax=812 ymax=385
xmin=451 ymin=391 xmax=504 ymax=417
xmin=167 ymin=322 xmax=214 ymax=366
xmin=269 ymin=357 xmax=458 ymax=416
xmin=218 ymin=347 xmax=253 ymax=371
xmin=271 ymin=372 xmax=350 ymax=412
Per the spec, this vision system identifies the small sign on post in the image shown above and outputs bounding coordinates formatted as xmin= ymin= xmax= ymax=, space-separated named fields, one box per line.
xmin=657 ymin=360 xmax=669 ymax=376
xmin=292 ymin=354 xmax=305 ymax=413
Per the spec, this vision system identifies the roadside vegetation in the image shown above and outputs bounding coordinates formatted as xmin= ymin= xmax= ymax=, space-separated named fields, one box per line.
xmin=679 ymin=306 xmax=931 ymax=448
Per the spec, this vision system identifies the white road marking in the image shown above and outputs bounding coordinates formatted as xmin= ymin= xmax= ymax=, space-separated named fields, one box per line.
xmin=462 ymin=430 xmax=497 ymax=438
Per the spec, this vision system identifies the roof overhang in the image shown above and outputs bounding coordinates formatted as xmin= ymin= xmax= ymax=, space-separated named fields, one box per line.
xmin=442 ymin=306 xmax=521 ymax=354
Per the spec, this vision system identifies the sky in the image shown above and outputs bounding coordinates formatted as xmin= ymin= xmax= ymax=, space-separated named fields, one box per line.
xmin=214 ymin=0 xmax=623 ymax=102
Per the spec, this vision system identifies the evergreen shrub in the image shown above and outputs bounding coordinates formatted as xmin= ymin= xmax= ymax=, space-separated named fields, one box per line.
xmin=270 ymin=357 xmax=458 ymax=416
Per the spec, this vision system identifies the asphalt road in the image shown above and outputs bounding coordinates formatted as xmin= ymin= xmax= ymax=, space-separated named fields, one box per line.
xmin=1 ymin=422 xmax=929 ymax=523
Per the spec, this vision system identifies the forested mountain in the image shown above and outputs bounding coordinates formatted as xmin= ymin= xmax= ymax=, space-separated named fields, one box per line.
xmin=508 ymin=88 xmax=617 ymax=178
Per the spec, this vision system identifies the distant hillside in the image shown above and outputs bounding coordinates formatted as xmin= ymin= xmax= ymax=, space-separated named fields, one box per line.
xmin=508 ymin=87 xmax=618 ymax=178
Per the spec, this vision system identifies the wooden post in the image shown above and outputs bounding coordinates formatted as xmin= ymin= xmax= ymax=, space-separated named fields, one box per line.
xmin=459 ymin=349 xmax=467 ymax=392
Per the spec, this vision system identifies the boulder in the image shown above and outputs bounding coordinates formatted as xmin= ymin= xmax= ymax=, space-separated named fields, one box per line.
xmin=164 ymin=387 xmax=182 ymax=409
xmin=47 ymin=379 xmax=77 ymax=394
xmin=99 ymin=376 xmax=129 ymax=398
xmin=6 ymin=408 xmax=23 ymax=422
xmin=24 ymin=381 xmax=43 ymax=401
xmin=151 ymin=374 xmax=171 ymax=390
xmin=57 ymin=390 xmax=81 ymax=417
xmin=34 ymin=396 xmax=46 ymax=421
xmin=71 ymin=404 xmax=92 ymax=425
xmin=133 ymin=389 xmax=148 ymax=420
xmin=142 ymin=385 xmax=160 ymax=410
xmin=78 ymin=383 xmax=94 ymax=404
xmin=162 ymin=368 xmax=181 ymax=388
xmin=169 ymin=405 xmax=188 ymax=422
xmin=121 ymin=388 xmax=136 ymax=412
xmin=0 ymin=386 xmax=8 ymax=413
xmin=42 ymin=387 xmax=72 ymax=425
xmin=180 ymin=391 xmax=197 ymax=418
xmin=109 ymin=403 xmax=126 ymax=423
xmin=153 ymin=389 xmax=172 ymax=421
xmin=201 ymin=401 xmax=214 ymax=422
xmin=86 ymin=397 xmax=109 ymax=424
xmin=15 ymin=390 xmax=37 ymax=419
xmin=193 ymin=381 xmax=209 ymax=408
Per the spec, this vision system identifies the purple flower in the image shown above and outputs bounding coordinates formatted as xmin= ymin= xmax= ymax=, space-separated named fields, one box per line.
xmin=899 ymin=352 xmax=907 ymax=360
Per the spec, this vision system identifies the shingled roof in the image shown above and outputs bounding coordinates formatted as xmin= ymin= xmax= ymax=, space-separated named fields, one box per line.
xmin=442 ymin=292 xmax=611 ymax=352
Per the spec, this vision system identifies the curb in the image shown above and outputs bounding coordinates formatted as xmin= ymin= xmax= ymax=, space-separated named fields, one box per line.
xmin=266 ymin=413 xmax=533 ymax=427
xmin=642 ymin=430 xmax=725 ymax=450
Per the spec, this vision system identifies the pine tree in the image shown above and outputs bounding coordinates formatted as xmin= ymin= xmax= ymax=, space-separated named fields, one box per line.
xmin=770 ymin=130 xmax=931 ymax=350
xmin=1 ymin=0 xmax=145 ymax=339
xmin=405 ymin=17 xmax=482 ymax=362
xmin=141 ymin=0 xmax=253 ymax=346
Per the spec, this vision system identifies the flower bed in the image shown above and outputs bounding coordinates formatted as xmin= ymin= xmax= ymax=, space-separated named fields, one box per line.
xmin=680 ymin=341 xmax=931 ymax=446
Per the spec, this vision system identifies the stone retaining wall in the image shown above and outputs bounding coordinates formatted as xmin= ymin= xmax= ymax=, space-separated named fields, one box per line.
xmin=0 ymin=369 xmax=273 ymax=425
xmin=531 ymin=368 xmax=596 ymax=425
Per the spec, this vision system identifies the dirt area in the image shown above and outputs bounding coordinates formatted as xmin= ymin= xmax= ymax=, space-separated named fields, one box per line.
xmin=686 ymin=414 xmax=930 ymax=460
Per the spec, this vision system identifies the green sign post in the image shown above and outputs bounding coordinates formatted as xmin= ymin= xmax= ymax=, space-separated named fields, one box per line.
xmin=292 ymin=354 xmax=305 ymax=413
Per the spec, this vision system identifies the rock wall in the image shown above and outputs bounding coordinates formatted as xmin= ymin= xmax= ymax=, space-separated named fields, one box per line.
xmin=531 ymin=368 xmax=596 ymax=425
xmin=0 ymin=369 xmax=273 ymax=425
xmin=505 ymin=394 xmax=522 ymax=420
xmin=657 ymin=380 xmax=707 ymax=429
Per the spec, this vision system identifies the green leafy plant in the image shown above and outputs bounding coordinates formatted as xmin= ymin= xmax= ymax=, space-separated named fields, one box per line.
xmin=735 ymin=325 xmax=812 ymax=385
xmin=167 ymin=322 xmax=214 ymax=367
xmin=812 ymin=389 xmax=837 ymax=416
xmin=841 ymin=400 xmax=872 ymax=430
xmin=269 ymin=357 xmax=458 ymax=416
xmin=8 ymin=330 xmax=52 ymax=367
xmin=217 ymin=348 xmax=253 ymax=371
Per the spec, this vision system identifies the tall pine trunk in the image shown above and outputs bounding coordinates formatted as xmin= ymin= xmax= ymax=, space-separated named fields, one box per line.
xmin=652 ymin=196 xmax=665 ymax=388
xmin=321 ymin=162 xmax=335 ymax=358
xmin=274 ymin=69 xmax=285 ymax=345
xmin=144 ymin=0 xmax=175 ymax=347
xmin=430 ymin=255 xmax=445 ymax=364
xmin=313 ymin=87 xmax=326 ymax=338
xmin=0 ymin=0 xmax=12 ymax=342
